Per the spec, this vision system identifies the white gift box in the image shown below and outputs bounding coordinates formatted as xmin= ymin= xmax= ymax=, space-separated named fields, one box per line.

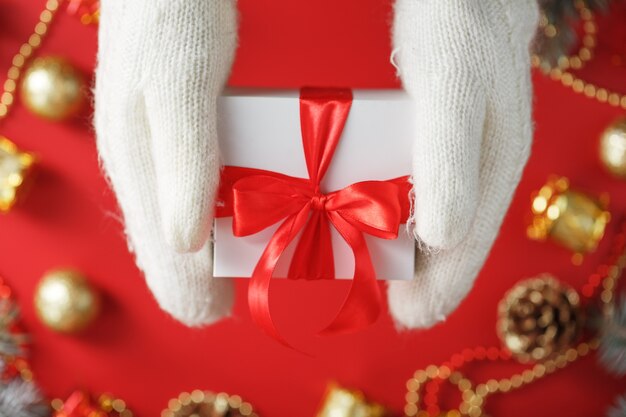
xmin=214 ymin=89 xmax=416 ymax=280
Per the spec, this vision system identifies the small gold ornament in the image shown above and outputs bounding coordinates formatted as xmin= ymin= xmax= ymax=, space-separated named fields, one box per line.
xmin=34 ymin=269 xmax=100 ymax=333
xmin=527 ymin=176 xmax=610 ymax=258
xmin=161 ymin=390 xmax=257 ymax=417
xmin=66 ymin=0 xmax=100 ymax=25
xmin=316 ymin=383 xmax=388 ymax=417
xmin=20 ymin=57 xmax=86 ymax=121
xmin=52 ymin=391 xmax=132 ymax=417
xmin=600 ymin=117 xmax=626 ymax=179
xmin=0 ymin=136 xmax=35 ymax=213
xmin=497 ymin=275 xmax=583 ymax=362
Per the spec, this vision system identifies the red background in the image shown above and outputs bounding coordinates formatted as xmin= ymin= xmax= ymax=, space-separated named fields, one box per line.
xmin=1 ymin=1 xmax=626 ymax=416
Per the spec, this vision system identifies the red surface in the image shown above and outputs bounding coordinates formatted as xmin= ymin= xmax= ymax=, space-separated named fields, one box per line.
xmin=0 ymin=1 xmax=625 ymax=416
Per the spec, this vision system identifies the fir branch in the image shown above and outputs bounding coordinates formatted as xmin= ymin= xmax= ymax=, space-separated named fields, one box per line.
xmin=608 ymin=394 xmax=626 ymax=417
xmin=0 ymin=299 xmax=27 ymax=357
xmin=0 ymin=378 xmax=49 ymax=417
xmin=600 ymin=295 xmax=626 ymax=375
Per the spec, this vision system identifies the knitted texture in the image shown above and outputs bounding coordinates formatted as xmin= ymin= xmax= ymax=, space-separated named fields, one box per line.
xmin=388 ymin=0 xmax=539 ymax=328
xmin=94 ymin=0 xmax=238 ymax=326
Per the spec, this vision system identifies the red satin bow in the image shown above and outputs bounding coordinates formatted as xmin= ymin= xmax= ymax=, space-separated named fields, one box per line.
xmin=217 ymin=88 xmax=411 ymax=345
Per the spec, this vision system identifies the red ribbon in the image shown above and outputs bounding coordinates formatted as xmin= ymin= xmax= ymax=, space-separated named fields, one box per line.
xmin=217 ymin=88 xmax=411 ymax=345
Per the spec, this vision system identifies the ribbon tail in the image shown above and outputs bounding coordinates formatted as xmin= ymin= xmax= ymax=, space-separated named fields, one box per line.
xmin=248 ymin=206 xmax=311 ymax=349
xmin=319 ymin=213 xmax=382 ymax=335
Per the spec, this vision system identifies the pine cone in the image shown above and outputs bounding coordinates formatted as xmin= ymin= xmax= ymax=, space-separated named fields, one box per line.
xmin=497 ymin=275 xmax=583 ymax=362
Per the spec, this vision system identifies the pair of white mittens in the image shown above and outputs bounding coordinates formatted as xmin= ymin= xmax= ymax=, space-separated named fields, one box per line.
xmin=94 ymin=0 xmax=539 ymax=329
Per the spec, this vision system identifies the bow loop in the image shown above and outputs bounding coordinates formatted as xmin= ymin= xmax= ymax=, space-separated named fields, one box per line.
xmin=326 ymin=180 xmax=406 ymax=240
xmin=230 ymin=174 xmax=312 ymax=237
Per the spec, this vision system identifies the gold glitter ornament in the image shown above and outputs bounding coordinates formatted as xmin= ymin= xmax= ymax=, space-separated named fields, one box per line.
xmin=0 ymin=136 xmax=35 ymax=213
xmin=161 ymin=390 xmax=258 ymax=417
xmin=34 ymin=269 xmax=100 ymax=333
xmin=527 ymin=176 xmax=610 ymax=257
xmin=497 ymin=275 xmax=583 ymax=362
xmin=20 ymin=57 xmax=86 ymax=121
xmin=316 ymin=383 xmax=388 ymax=417
xmin=600 ymin=118 xmax=626 ymax=179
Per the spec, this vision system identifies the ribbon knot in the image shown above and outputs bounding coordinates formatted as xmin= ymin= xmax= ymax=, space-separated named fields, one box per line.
xmin=311 ymin=192 xmax=328 ymax=211
xmin=216 ymin=88 xmax=411 ymax=347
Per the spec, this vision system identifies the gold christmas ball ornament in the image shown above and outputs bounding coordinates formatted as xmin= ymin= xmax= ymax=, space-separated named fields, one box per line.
xmin=600 ymin=117 xmax=626 ymax=179
xmin=161 ymin=390 xmax=257 ymax=417
xmin=20 ymin=56 xmax=86 ymax=121
xmin=34 ymin=269 xmax=100 ymax=333
xmin=527 ymin=176 xmax=610 ymax=257
xmin=316 ymin=383 xmax=388 ymax=417
xmin=497 ymin=275 xmax=583 ymax=362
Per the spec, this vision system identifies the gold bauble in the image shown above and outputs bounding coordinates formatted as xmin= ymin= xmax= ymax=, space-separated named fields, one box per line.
xmin=20 ymin=57 xmax=86 ymax=121
xmin=34 ymin=269 xmax=100 ymax=333
xmin=600 ymin=117 xmax=626 ymax=179
xmin=497 ymin=275 xmax=583 ymax=362
xmin=161 ymin=390 xmax=258 ymax=417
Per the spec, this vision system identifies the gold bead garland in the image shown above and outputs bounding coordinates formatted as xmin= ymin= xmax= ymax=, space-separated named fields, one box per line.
xmin=0 ymin=0 xmax=62 ymax=122
xmin=161 ymin=390 xmax=258 ymax=417
xmin=532 ymin=1 xmax=626 ymax=110
xmin=404 ymin=340 xmax=600 ymax=417
xmin=533 ymin=0 xmax=597 ymax=73
xmin=543 ymin=67 xmax=626 ymax=109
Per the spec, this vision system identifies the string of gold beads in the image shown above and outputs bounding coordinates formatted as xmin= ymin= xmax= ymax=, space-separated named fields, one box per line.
xmin=405 ymin=340 xmax=600 ymax=417
xmin=0 ymin=0 xmax=61 ymax=121
xmin=532 ymin=0 xmax=626 ymax=110
xmin=161 ymin=390 xmax=258 ymax=417
xmin=546 ymin=67 xmax=626 ymax=109
xmin=532 ymin=0 xmax=597 ymax=73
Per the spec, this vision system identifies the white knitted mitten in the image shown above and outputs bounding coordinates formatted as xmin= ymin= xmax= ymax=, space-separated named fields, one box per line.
xmin=389 ymin=0 xmax=539 ymax=328
xmin=94 ymin=0 xmax=238 ymax=326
